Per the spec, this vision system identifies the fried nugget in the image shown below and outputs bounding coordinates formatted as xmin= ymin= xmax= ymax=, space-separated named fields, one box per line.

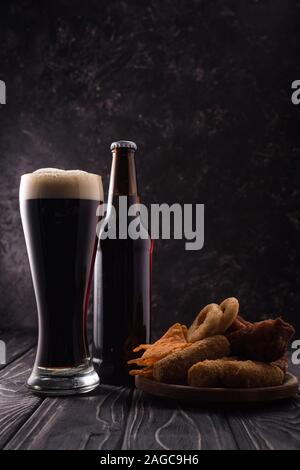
xmin=188 ymin=359 xmax=285 ymax=388
xmin=226 ymin=317 xmax=295 ymax=362
xmin=153 ymin=335 xmax=230 ymax=384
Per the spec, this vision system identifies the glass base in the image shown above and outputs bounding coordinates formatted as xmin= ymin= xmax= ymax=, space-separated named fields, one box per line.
xmin=27 ymin=364 xmax=100 ymax=396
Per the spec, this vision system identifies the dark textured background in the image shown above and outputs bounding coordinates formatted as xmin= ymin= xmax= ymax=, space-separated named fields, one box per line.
xmin=0 ymin=0 xmax=299 ymax=337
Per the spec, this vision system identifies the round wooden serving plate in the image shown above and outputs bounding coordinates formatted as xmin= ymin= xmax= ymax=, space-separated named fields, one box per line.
xmin=135 ymin=373 xmax=299 ymax=403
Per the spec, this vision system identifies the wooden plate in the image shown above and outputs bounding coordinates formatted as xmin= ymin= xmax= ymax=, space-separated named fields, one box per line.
xmin=135 ymin=373 xmax=299 ymax=403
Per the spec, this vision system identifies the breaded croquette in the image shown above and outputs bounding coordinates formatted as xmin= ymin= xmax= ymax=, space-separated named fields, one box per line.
xmin=188 ymin=359 xmax=285 ymax=388
xmin=271 ymin=355 xmax=289 ymax=374
xmin=153 ymin=335 xmax=230 ymax=384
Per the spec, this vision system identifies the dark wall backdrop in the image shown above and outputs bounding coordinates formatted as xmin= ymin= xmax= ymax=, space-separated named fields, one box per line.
xmin=0 ymin=0 xmax=299 ymax=337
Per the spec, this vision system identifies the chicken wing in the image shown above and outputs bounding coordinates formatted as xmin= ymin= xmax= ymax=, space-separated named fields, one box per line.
xmin=226 ymin=318 xmax=294 ymax=362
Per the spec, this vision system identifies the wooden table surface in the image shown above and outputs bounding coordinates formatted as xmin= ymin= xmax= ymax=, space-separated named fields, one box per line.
xmin=1 ymin=330 xmax=300 ymax=451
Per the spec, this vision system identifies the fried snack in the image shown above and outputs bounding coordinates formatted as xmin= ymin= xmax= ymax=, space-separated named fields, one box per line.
xmin=187 ymin=298 xmax=239 ymax=342
xmin=188 ymin=359 xmax=285 ymax=388
xmin=214 ymin=354 xmax=289 ymax=373
xmin=187 ymin=304 xmax=223 ymax=342
xmin=218 ymin=297 xmax=239 ymax=334
xmin=227 ymin=317 xmax=295 ymax=362
xmin=271 ymin=355 xmax=289 ymax=374
xmin=128 ymin=323 xmax=189 ymax=377
xmin=153 ymin=335 xmax=230 ymax=384
xmin=226 ymin=315 xmax=253 ymax=333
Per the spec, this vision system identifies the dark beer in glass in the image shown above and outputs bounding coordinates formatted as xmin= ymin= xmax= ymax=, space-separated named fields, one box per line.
xmin=20 ymin=169 xmax=103 ymax=395
xmin=93 ymin=141 xmax=152 ymax=385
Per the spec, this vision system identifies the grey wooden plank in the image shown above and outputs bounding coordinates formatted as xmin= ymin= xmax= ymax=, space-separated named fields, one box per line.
xmin=0 ymin=348 xmax=42 ymax=449
xmin=0 ymin=329 xmax=36 ymax=370
xmin=227 ymin=396 xmax=300 ymax=450
xmin=5 ymin=385 xmax=133 ymax=450
xmin=2 ymin=338 xmax=298 ymax=451
xmin=122 ymin=390 xmax=238 ymax=450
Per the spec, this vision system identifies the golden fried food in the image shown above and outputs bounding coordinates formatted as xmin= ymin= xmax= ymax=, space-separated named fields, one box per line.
xmin=128 ymin=323 xmax=189 ymax=377
xmin=188 ymin=359 xmax=285 ymax=388
xmin=226 ymin=315 xmax=252 ymax=333
xmin=271 ymin=355 xmax=289 ymax=374
xmin=128 ymin=296 xmax=295 ymax=388
xmin=218 ymin=297 xmax=239 ymax=334
xmin=227 ymin=318 xmax=295 ymax=362
xmin=153 ymin=335 xmax=230 ymax=384
xmin=187 ymin=304 xmax=223 ymax=342
xmin=187 ymin=298 xmax=239 ymax=342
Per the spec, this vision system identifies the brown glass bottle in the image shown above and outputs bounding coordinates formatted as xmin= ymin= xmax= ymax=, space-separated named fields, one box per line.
xmin=93 ymin=141 xmax=152 ymax=385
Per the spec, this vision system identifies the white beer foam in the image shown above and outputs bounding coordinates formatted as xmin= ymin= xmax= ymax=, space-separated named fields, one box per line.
xmin=20 ymin=168 xmax=103 ymax=201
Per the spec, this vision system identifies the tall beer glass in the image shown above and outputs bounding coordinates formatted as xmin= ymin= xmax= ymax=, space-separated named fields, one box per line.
xmin=20 ymin=169 xmax=103 ymax=395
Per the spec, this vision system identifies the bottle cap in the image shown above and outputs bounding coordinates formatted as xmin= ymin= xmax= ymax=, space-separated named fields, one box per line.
xmin=110 ymin=140 xmax=137 ymax=152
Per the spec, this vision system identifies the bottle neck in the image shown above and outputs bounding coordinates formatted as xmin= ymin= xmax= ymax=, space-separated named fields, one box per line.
xmin=108 ymin=148 xmax=139 ymax=203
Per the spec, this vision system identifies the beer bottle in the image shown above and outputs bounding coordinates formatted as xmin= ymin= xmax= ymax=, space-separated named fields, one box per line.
xmin=93 ymin=141 xmax=152 ymax=385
